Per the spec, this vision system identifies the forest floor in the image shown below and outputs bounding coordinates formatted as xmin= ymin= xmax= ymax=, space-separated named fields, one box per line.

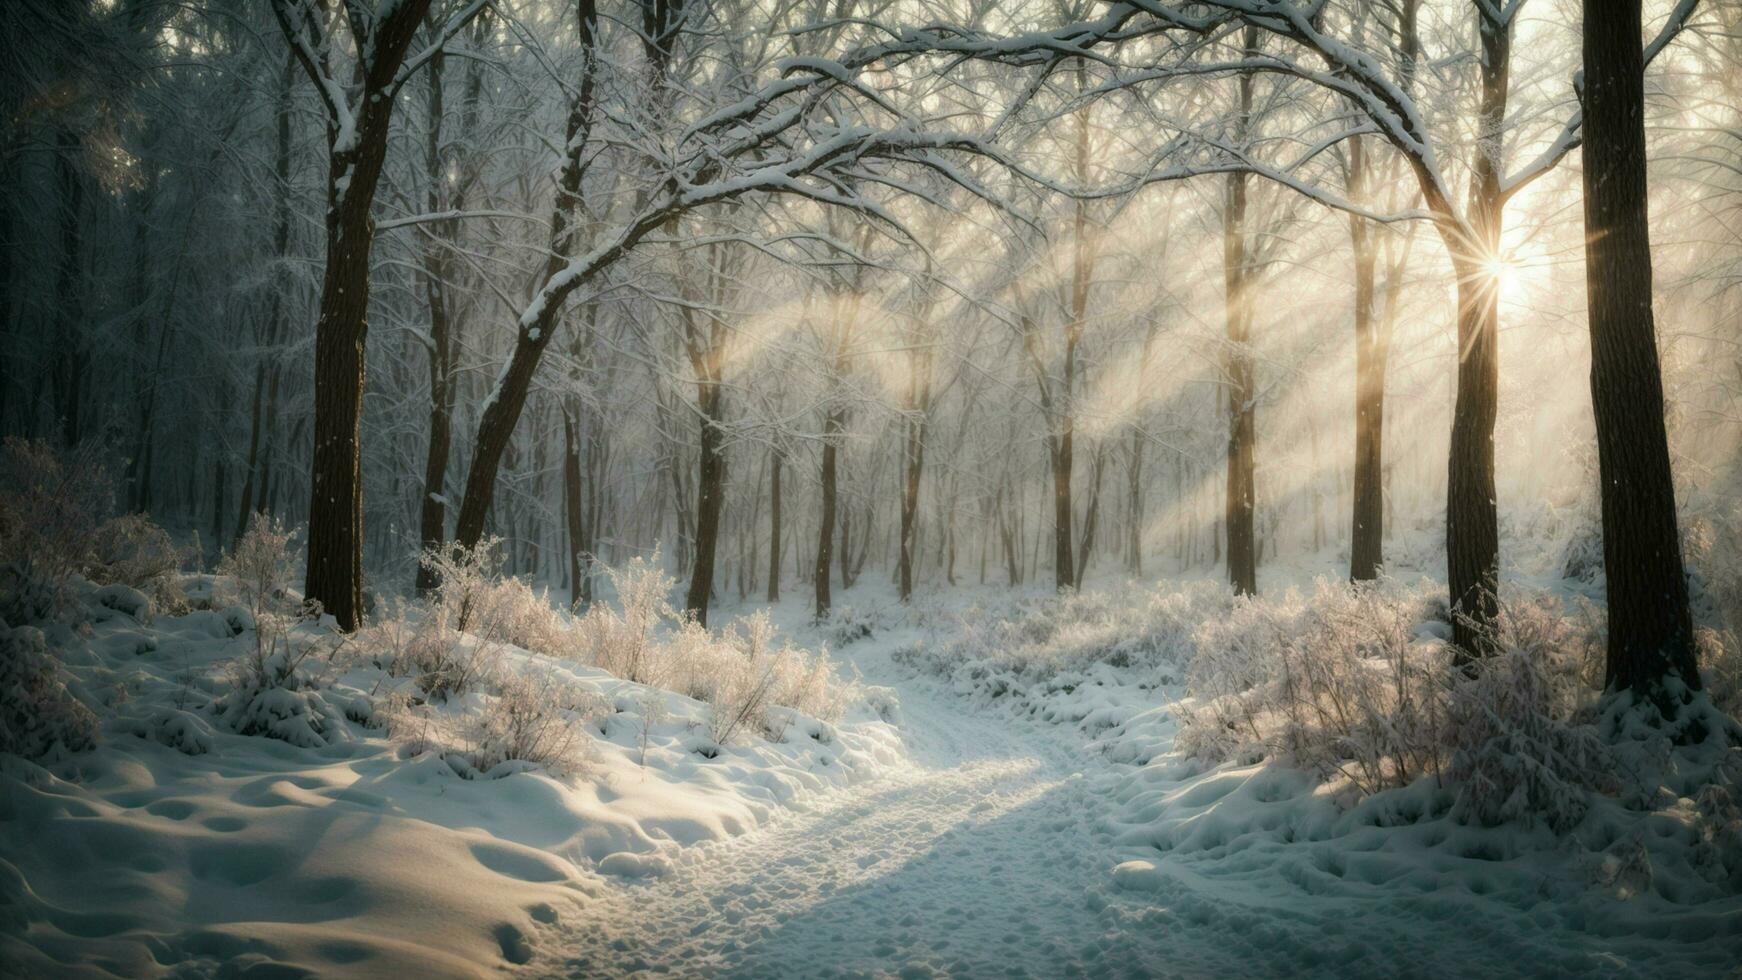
xmin=4 ymin=552 xmax=1738 ymax=978
xmin=536 ymin=576 xmax=1739 ymax=979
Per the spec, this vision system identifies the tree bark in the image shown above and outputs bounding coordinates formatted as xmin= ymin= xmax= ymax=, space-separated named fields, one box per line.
xmin=452 ymin=0 xmax=601 ymax=557
xmin=684 ymin=379 xmax=726 ymax=625
xmin=286 ymin=0 xmax=439 ymax=630
xmin=1580 ymin=0 xmax=1700 ymax=708
xmin=814 ymin=408 xmax=841 ymax=618
xmin=1348 ymin=134 xmax=1386 ymax=581
xmin=767 ymin=450 xmax=782 ymax=602
xmin=1444 ymin=11 xmax=1510 ymax=661
xmin=52 ymin=128 xmax=84 ymax=448
xmin=1223 ymin=28 xmax=1259 ymax=597
xmin=563 ymin=401 xmax=587 ymax=609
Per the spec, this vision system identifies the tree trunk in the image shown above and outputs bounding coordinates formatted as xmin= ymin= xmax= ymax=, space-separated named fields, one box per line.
xmin=1075 ymin=444 xmax=1105 ymax=587
xmin=52 ymin=128 xmax=84 ymax=448
xmin=814 ymin=409 xmax=841 ymax=618
xmin=1223 ymin=29 xmax=1259 ymax=597
xmin=292 ymin=0 xmax=438 ymax=630
xmin=898 ymin=415 xmax=925 ymax=601
xmin=1444 ymin=12 xmax=1510 ymax=661
xmin=1581 ymin=0 xmax=1700 ymax=711
xmin=1222 ymin=188 xmax=1258 ymax=597
xmin=684 ymin=382 xmax=726 ymax=626
xmin=452 ymin=0 xmax=599 ymax=559
xmin=1349 ymin=137 xmax=1386 ymax=581
xmin=767 ymin=450 xmax=782 ymax=602
xmin=414 ymin=46 xmax=463 ymax=593
xmin=563 ymin=401 xmax=587 ymax=609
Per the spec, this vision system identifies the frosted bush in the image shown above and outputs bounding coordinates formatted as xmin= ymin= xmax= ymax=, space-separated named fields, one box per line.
xmin=897 ymin=581 xmax=1231 ymax=701
xmin=0 ymin=623 xmax=99 ymax=761
xmin=573 ymin=555 xmax=673 ymax=684
xmin=1178 ymin=582 xmax=1448 ymax=793
xmin=421 ymin=537 xmax=567 ymax=654
xmin=0 ymin=438 xmax=115 ymax=623
xmin=218 ymin=513 xmax=300 ymax=627
xmin=216 ymin=627 xmax=342 ymax=749
xmin=706 ymin=613 xmax=784 ymax=745
xmin=365 ymin=601 xmax=498 ymax=703
xmin=1446 ymin=597 xmax=1613 ymax=832
xmin=465 ymin=668 xmax=601 ymax=776
xmin=88 ymin=513 xmax=191 ymax=616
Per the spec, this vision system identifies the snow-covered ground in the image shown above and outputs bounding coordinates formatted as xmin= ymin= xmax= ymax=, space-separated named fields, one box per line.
xmin=4 ymin=545 xmax=1740 ymax=978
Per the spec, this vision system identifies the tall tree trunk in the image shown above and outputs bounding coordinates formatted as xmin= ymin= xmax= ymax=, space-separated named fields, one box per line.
xmin=563 ymin=401 xmax=587 ymax=609
xmin=814 ymin=409 xmax=841 ymax=618
xmin=1075 ymin=444 xmax=1105 ymax=587
xmin=684 ymin=381 xmax=726 ymax=625
xmin=451 ymin=0 xmax=599 ymax=557
xmin=767 ymin=450 xmax=782 ymax=602
xmin=1349 ymin=134 xmax=1386 ymax=581
xmin=52 ymin=128 xmax=84 ymax=448
xmin=1444 ymin=11 xmax=1509 ymax=661
xmin=1581 ymin=0 xmax=1700 ymax=713
xmin=1223 ymin=28 xmax=1259 ymax=597
xmin=287 ymin=0 xmax=440 ymax=630
xmin=414 ymin=47 xmax=458 ymax=591
xmin=898 ymin=411 xmax=926 ymax=601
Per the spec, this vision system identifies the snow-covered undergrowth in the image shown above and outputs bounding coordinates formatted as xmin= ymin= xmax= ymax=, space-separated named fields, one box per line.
xmin=895 ymin=568 xmax=1742 ymax=970
xmin=0 ymin=499 xmax=898 ymax=975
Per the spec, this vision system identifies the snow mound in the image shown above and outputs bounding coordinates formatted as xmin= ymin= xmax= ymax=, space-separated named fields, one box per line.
xmin=0 ymin=583 xmax=902 ymax=976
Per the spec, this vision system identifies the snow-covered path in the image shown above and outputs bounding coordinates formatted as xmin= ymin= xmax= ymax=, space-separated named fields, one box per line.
xmin=540 ymin=674 xmax=1174 ymax=979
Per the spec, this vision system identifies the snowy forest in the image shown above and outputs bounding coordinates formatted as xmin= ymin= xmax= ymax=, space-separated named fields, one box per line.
xmin=2 ymin=0 xmax=1740 ymax=976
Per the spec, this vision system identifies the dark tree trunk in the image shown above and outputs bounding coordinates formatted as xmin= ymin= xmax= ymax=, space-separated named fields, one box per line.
xmin=1444 ymin=12 xmax=1510 ymax=661
xmin=839 ymin=494 xmax=853 ymax=591
xmin=1222 ymin=188 xmax=1257 ymax=597
xmin=563 ymin=401 xmax=587 ymax=609
xmin=1050 ymin=432 xmax=1075 ymax=589
xmin=684 ymin=382 xmax=726 ymax=626
xmin=1075 ymin=444 xmax=1105 ymax=587
xmin=1581 ymin=0 xmax=1700 ymax=709
xmin=815 ymin=409 xmax=841 ymax=618
xmin=304 ymin=174 xmax=379 ymax=629
xmin=288 ymin=0 xmax=438 ymax=630
xmin=1349 ymin=135 xmax=1386 ymax=581
xmin=1223 ymin=29 xmax=1259 ymax=597
xmin=452 ymin=0 xmax=601 ymax=558
xmin=899 ymin=415 xmax=925 ymax=601
xmin=767 ymin=450 xmax=782 ymax=602
xmin=52 ymin=128 xmax=84 ymax=448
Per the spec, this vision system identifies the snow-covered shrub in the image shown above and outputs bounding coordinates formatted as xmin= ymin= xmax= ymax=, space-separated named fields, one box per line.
xmin=1178 ymin=581 xmax=1449 ymax=793
xmin=573 ymin=555 xmax=673 ymax=684
xmin=0 ymin=623 xmax=99 ymax=760
xmin=1697 ymin=627 xmax=1742 ymax=718
xmin=421 ymin=537 xmax=567 ymax=654
xmin=1558 ymin=517 xmax=1606 ymax=585
xmin=705 ymin=612 xmax=785 ymax=745
xmin=88 ymin=513 xmax=191 ymax=616
xmin=129 ymin=707 xmax=217 ymax=756
xmin=217 ymin=512 xmax=300 ymax=626
xmin=0 ymin=438 xmax=114 ymax=623
xmin=1446 ymin=597 xmax=1613 ymax=832
xmin=215 ymin=627 xmax=342 ymax=748
xmin=464 ymin=668 xmax=601 ymax=776
xmin=896 ymin=581 xmax=1229 ymax=707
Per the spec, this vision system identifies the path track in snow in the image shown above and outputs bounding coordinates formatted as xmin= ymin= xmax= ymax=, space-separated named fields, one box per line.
xmin=539 ymin=673 xmax=1180 ymax=979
